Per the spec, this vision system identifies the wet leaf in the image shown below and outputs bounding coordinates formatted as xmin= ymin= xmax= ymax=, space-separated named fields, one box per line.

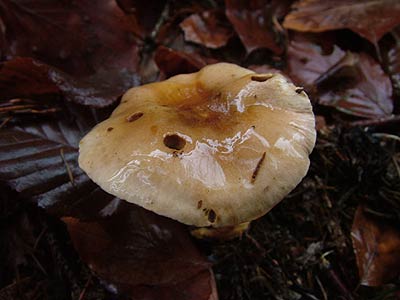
xmin=288 ymin=40 xmax=393 ymax=118
xmin=0 ymin=117 xmax=117 ymax=218
xmin=0 ymin=113 xmax=218 ymax=299
xmin=225 ymin=0 xmax=285 ymax=55
xmin=116 ymin=0 xmax=167 ymax=39
xmin=283 ymin=0 xmax=400 ymax=44
xmin=351 ymin=206 xmax=400 ymax=286
xmin=382 ymin=27 xmax=400 ymax=98
xmin=154 ymin=46 xmax=208 ymax=78
xmin=180 ymin=11 xmax=232 ymax=49
xmin=0 ymin=0 xmax=140 ymax=107
xmin=0 ymin=58 xmax=140 ymax=107
xmin=63 ymin=203 xmax=218 ymax=300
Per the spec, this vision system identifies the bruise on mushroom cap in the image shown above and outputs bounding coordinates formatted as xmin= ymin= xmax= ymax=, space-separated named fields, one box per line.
xmin=79 ymin=63 xmax=316 ymax=236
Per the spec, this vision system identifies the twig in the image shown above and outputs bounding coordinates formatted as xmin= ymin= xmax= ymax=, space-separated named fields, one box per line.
xmin=78 ymin=274 xmax=93 ymax=300
xmin=60 ymin=148 xmax=75 ymax=186
xmin=347 ymin=115 xmax=400 ymax=127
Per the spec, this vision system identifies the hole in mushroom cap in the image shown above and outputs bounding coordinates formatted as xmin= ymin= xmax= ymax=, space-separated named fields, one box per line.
xmin=163 ymin=134 xmax=186 ymax=150
xmin=126 ymin=112 xmax=143 ymax=122
xmin=251 ymin=74 xmax=273 ymax=82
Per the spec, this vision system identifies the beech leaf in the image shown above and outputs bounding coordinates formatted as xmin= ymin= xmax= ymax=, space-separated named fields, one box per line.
xmin=283 ymin=0 xmax=400 ymax=44
xmin=63 ymin=206 xmax=218 ymax=300
xmin=351 ymin=206 xmax=400 ymax=286
xmin=0 ymin=0 xmax=141 ymax=107
xmin=225 ymin=0 xmax=285 ymax=55
xmin=287 ymin=40 xmax=393 ymax=118
xmin=0 ymin=58 xmax=139 ymax=107
xmin=180 ymin=11 xmax=232 ymax=49
xmin=0 ymin=115 xmax=218 ymax=299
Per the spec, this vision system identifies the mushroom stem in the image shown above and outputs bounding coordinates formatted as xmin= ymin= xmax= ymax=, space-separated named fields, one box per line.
xmin=190 ymin=222 xmax=250 ymax=240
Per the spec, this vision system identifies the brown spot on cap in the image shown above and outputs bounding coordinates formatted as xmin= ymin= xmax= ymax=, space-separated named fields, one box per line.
xmin=127 ymin=112 xmax=143 ymax=122
xmin=107 ymin=127 xmax=114 ymax=132
xmin=197 ymin=200 xmax=203 ymax=209
xmin=208 ymin=209 xmax=216 ymax=223
xmin=251 ymin=152 xmax=266 ymax=184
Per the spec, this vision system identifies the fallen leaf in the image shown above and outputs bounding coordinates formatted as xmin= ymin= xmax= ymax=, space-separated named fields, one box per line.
xmin=283 ymin=0 xmax=400 ymax=44
xmin=0 ymin=58 xmax=139 ymax=107
xmin=351 ymin=205 xmax=400 ymax=286
xmin=116 ymin=0 xmax=167 ymax=38
xmin=154 ymin=46 xmax=208 ymax=78
xmin=0 ymin=118 xmax=117 ymax=218
xmin=0 ymin=0 xmax=140 ymax=107
xmin=180 ymin=10 xmax=232 ymax=49
xmin=63 ymin=202 xmax=218 ymax=300
xmin=225 ymin=0 xmax=285 ymax=55
xmin=287 ymin=40 xmax=393 ymax=118
xmin=382 ymin=27 xmax=400 ymax=98
xmin=0 ymin=110 xmax=218 ymax=299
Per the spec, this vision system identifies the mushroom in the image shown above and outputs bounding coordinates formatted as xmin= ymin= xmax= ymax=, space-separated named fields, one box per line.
xmin=79 ymin=63 xmax=316 ymax=239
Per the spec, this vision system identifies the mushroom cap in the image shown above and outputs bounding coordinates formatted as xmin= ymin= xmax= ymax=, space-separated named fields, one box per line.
xmin=79 ymin=63 xmax=316 ymax=227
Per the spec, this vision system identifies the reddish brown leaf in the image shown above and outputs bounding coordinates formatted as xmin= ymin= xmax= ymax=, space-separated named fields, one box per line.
xmin=283 ymin=0 xmax=400 ymax=44
xmin=287 ymin=40 xmax=393 ymax=118
xmin=351 ymin=206 xmax=400 ymax=286
xmin=225 ymin=0 xmax=285 ymax=55
xmin=0 ymin=0 xmax=140 ymax=107
xmin=0 ymin=58 xmax=139 ymax=107
xmin=154 ymin=46 xmax=208 ymax=78
xmin=63 ymin=203 xmax=218 ymax=300
xmin=180 ymin=11 xmax=232 ymax=49
xmin=383 ymin=27 xmax=400 ymax=98
xmin=116 ymin=0 xmax=167 ymax=38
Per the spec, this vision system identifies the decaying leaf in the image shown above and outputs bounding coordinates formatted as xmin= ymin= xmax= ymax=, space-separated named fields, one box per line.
xmin=63 ymin=204 xmax=218 ymax=300
xmin=382 ymin=27 xmax=400 ymax=98
xmin=351 ymin=206 xmax=400 ymax=286
xmin=283 ymin=0 xmax=400 ymax=44
xmin=154 ymin=46 xmax=208 ymax=78
xmin=225 ymin=0 xmax=285 ymax=55
xmin=180 ymin=11 xmax=232 ymax=49
xmin=0 ymin=0 xmax=141 ymax=107
xmin=0 ymin=58 xmax=139 ymax=107
xmin=287 ymin=39 xmax=393 ymax=118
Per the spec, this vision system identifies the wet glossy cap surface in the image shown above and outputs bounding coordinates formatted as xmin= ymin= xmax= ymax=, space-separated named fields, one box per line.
xmin=79 ymin=63 xmax=316 ymax=227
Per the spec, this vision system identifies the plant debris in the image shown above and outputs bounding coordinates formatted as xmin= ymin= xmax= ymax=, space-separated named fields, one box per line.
xmin=1 ymin=1 xmax=400 ymax=299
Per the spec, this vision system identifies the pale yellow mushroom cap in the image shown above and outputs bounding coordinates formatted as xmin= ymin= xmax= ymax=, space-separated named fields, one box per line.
xmin=79 ymin=63 xmax=316 ymax=227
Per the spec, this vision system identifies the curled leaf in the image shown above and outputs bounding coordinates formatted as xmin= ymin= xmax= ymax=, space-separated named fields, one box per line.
xmin=287 ymin=40 xmax=393 ymax=118
xmin=180 ymin=11 xmax=232 ymax=49
xmin=225 ymin=0 xmax=285 ymax=55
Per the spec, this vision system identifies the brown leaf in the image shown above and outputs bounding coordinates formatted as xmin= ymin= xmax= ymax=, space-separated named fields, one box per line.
xmin=225 ymin=0 xmax=285 ymax=55
xmin=351 ymin=206 xmax=400 ymax=286
xmin=63 ymin=202 xmax=218 ymax=300
xmin=0 ymin=0 xmax=140 ymax=107
xmin=0 ymin=58 xmax=139 ymax=107
xmin=283 ymin=0 xmax=400 ymax=44
xmin=382 ymin=27 xmax=400 ymax=98
xmin=154 ymin=46 xmax=208 ymax=78
xmin=287 ymin=39 xmax=393 ymax=118
xmin=180 ymin=11 xmax=232 ymax=49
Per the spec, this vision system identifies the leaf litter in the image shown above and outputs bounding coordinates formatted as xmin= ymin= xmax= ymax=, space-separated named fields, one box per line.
xmin=1 ymin=1 xmax=400 ymax=300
